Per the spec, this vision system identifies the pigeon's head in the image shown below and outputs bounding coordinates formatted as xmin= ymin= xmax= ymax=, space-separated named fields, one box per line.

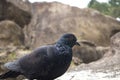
xmin=57 ymin=33 xmax=80 ymax=47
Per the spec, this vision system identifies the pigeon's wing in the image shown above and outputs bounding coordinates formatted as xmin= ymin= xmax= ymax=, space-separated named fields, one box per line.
xmin=18 ymin=45 xmax=58 ymax=75
xmin=4 ymin=61 xmax=21 ymax=72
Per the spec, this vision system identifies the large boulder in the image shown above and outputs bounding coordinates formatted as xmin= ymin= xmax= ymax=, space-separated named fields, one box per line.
xmin=72 ymin=40 xmax=109 ymax=65
xmin=0 ymin=20 xmax=24 ymax=48
xmin=75 ymin=32 xmax=120 ymax=70
xmin=7 ymin=0 xmax=31 ymax=12
xmin=0 ymin=0 xmax=31 ymax=28
xmin=24 ymin=2 xmax=120 ymax=49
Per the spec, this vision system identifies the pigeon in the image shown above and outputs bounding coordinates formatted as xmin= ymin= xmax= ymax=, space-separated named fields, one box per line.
xmin=0 ymin=33 xmax=80 ymax=80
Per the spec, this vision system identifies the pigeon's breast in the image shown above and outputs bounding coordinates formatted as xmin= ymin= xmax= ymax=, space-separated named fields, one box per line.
xmin=54 ymin=44 xmax=72 ymax=69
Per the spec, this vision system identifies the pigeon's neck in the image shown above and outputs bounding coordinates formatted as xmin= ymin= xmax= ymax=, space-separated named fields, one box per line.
xmin=56 ymin=40 xmax=73 ymax=48
xmin=55 ymin=43 xmax=72 ymax=55
xmin=56 ymin=42 xmax=71 ymax=49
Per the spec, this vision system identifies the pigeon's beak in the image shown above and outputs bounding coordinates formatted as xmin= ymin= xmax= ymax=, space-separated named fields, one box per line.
xmin=75 ymin=42 xmax=80 ymax=46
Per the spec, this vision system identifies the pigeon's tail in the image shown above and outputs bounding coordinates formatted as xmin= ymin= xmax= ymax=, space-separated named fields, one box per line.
xmin=0 ymin=70 xmax=20 ymax=79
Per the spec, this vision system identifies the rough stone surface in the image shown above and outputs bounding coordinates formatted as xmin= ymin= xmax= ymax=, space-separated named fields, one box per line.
xmin=7 ymin=0 xmax=31 ymax=12
xmin=56 ymin=69 xmax=120 ymax=80
xmin=72 ymin=40 xmax=108 ymax=65
xmin=0 ymin=0 xmax=31 ymax=28
xmin=74 ymin=32 xmax=120 ymax=70
xmin=0 ymin=0 xmax=120 ymax=49
xmin=24 ymin=2 xmax=120 ymax=48
xmin=0 ymin=20 xmax=24 ymax=48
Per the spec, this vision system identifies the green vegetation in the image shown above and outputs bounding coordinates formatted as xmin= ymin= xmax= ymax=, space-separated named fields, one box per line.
xmin=88 ymin=0 xmax=120 ymax=18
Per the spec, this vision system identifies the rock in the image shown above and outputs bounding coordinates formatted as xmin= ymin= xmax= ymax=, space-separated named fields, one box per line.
xmin=24 ymin=2 xmax=120 ymax=49
xmin=7 ymin=0 xmax=31 ymax=12
xmin=1 ymin=0 xmax=120 ymax=49
xmin=72 ymin=40 xmax=108 ymax=65
xmin=56 ymin=69 xmax=120 ymax=80
xmin=0 ymin=0 xmax=31 ymax=28
xmin=75 ymin=32 xmax=120 ymax=70
xmin=0 ymin=20 xmax=24 ymax=48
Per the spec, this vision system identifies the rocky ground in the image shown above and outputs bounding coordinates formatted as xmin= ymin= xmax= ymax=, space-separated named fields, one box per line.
xmin=56 ymin=69 xmax=120 ymax=80
xmin=56 ymin=64 xmax=120 ymax=80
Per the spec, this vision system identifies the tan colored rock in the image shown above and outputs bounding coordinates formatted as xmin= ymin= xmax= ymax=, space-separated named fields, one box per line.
xmin=24 ymin=2 xmax=120 ymax=48
xmin=72 ymin=40 xmax=107 ymax=65
xmin=75 ymin=32 xmax=120 ymax=70
xmin=0 ymin=0 xmax=31 ymax=27
xmin=0 ymin=20 xmax=24 ymax=48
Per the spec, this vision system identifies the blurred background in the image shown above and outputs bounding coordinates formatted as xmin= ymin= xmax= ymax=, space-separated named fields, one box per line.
xmin=0 ymin=0 xmax=120 ymax=80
